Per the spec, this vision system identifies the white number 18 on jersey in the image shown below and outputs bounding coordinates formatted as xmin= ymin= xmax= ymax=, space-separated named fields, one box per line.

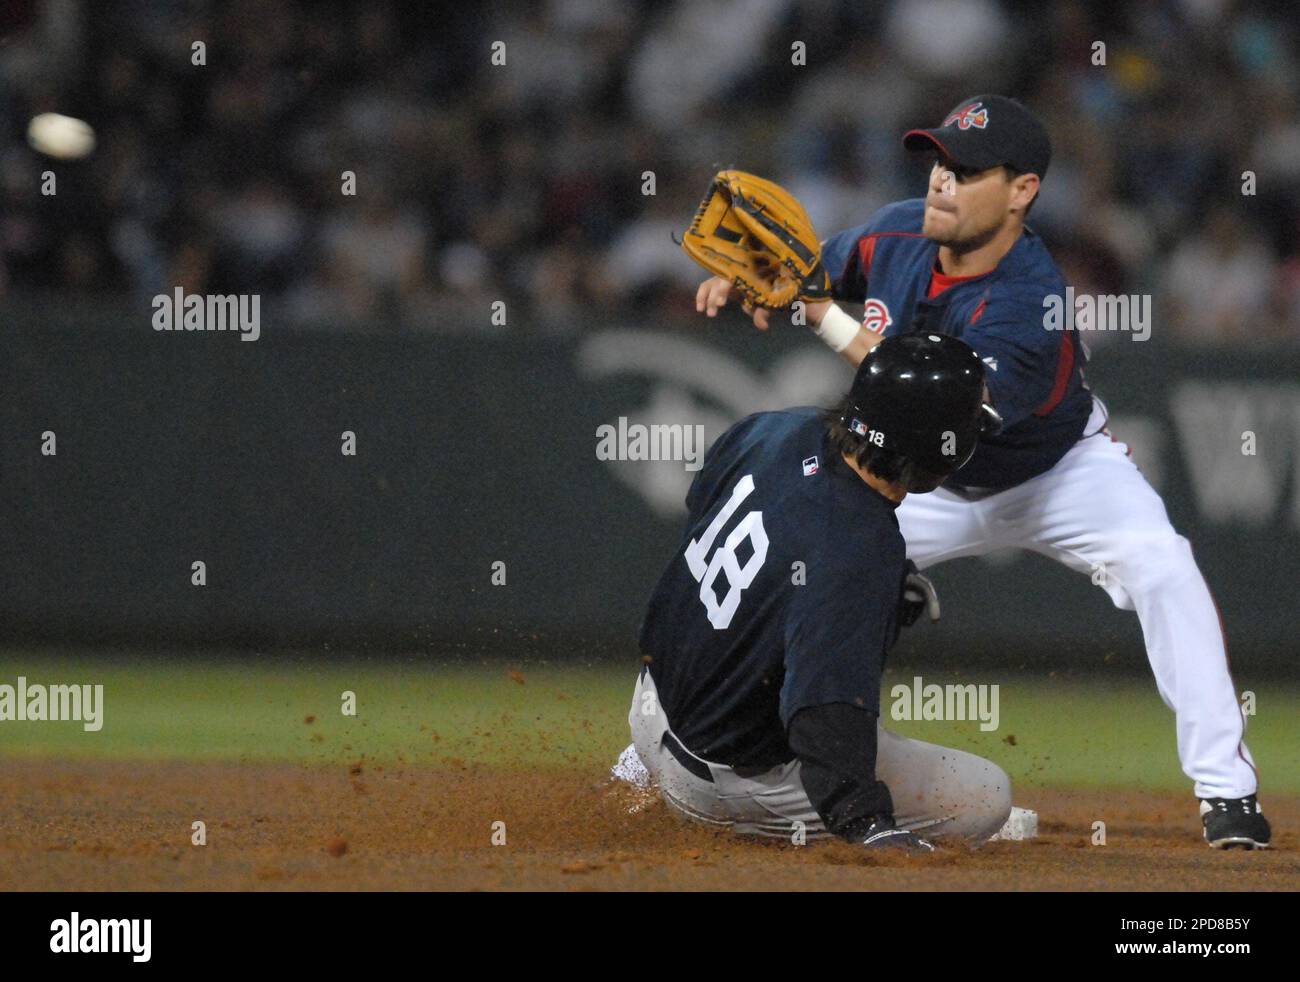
xmin=683 ymin=474 xmax=769 ymax=630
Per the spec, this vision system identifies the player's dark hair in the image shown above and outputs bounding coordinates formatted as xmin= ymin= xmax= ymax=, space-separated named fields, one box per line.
xmin=1004 ymin=164 xmax=1039 ymax=217
xmin=822 ymin=397 xmax=945 ymax=494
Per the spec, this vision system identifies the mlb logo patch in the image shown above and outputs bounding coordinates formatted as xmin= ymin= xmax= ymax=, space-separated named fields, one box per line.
xmin=802 ymin=456 xmax=819 ymax=476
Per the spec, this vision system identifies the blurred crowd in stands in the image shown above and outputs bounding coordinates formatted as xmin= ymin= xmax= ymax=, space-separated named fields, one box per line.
xmin=1 ymin=0 xmax=1298 ymax=345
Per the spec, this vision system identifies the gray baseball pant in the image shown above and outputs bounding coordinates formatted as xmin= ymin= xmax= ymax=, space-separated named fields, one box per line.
xmin=629 ymin=668 xmax=1011 ymax=845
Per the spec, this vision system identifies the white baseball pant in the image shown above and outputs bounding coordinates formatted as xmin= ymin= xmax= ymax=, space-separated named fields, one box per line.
xmin=898 ymin=397 xmax=1257 ymax=799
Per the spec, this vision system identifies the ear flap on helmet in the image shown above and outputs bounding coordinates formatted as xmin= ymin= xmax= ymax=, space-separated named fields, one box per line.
xmin=980 ymin=402 xmax=1004 ymax=436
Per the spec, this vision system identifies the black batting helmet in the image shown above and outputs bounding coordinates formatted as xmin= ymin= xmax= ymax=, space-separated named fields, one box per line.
xmin=841 ymin=332 xmax=1001 ymax=490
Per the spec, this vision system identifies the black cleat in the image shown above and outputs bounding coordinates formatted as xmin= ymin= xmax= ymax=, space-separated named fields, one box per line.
xmin=1199 ymin=795 xmax=1272 ymax=850
xmin=860 ymin=819 xmax=935 ymax=854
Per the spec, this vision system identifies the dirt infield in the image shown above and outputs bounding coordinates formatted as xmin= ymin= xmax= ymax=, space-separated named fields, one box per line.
xmin=1 ymin=760 xmax=1296 ymax=891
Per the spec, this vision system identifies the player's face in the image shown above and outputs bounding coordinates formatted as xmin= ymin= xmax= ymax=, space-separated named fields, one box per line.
xmin=921 ymin=158 xmax=1018 ymax=247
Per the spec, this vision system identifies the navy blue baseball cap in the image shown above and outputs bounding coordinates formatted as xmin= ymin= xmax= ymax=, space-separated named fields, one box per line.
xmin=903 ymin=95 xmax=1051 ymax=178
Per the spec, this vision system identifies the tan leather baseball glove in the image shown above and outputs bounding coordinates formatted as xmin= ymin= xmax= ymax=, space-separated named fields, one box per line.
xmin=681 ymin=169 xmax=831 ymax=310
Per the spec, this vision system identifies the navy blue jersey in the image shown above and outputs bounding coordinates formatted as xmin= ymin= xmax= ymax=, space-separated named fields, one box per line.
xmin=820 ymin=199 xmax=1093 ymax=489
xmin=638 ymin=408 xmax=907 ymax=770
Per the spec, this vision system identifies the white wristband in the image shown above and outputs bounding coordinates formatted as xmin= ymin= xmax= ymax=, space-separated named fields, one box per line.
xmin=812 ymin=303 xmax=859 ymax=353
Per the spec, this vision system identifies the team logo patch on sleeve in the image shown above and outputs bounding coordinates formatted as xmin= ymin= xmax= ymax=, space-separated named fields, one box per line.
xmin=862 ymin=298 xmax=892 ymax=335
xmin=802 ymin=456 xmax=819 ymax=476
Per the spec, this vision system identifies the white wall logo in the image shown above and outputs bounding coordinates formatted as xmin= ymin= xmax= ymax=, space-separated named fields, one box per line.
xmin=0 ymin=676 xmax=103 ymax=731
xmin=1172 ymin=381 xmax=1300 ymax=527
xmin=50 ymin=912 xmax=151 ymax=962
xmin=576 ymin=329 xmax=849 ymax=517
xmin=862 ymin=298 xmax=892 ymax=335
xmin=152 ymin=287 xmax=261 ymax=341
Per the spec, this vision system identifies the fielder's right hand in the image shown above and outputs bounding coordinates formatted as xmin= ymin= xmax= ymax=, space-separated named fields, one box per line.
xmin=695 ymin=275 xmax=772 ymax=330
xmin=695 ymin=275 xmax=834 ymax=332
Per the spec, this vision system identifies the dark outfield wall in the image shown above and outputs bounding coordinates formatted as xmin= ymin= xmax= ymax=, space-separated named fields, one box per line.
xmin=3 ymin=307 xmax=1298 ymax=671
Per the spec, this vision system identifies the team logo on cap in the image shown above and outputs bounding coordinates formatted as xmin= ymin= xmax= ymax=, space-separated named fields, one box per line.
xmin=944 ymin=102 xmax=989 ymax=130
